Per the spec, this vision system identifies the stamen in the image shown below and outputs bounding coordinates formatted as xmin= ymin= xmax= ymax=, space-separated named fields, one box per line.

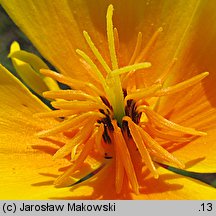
xmin=100 ymin=96 xmax=113 ymax=110
xmin=40 ymin=69 xmax=102 ymax=96
xmin=34 ymin=110 xmax=76 ymax=118
xmin=114 ymin=27 xmax=120 ymax=53
xmin=102 ymin=125 xmax=112 ymax=143
xmin=136 ymin=27 xmax=163 ymax=62
xmin=83 ymin=25 xmax=125 ymax=122
xmin=51 ymin=100 xmax=106 ymax=111
xmin=155 ymin=72 xmax=209 ymax=96
xmin=137 ymin=127 xmax=184 ymax=168
xmin=155 ymin=83 xmax=202 ymax=117
xmin=125 ymin=84 xmax=161 ymax=103
xmin=83 ymin=31 xmax=112 ymax=74
xmin=129 ymin=32 xmax=143 ymax=65
xmin=144 ymin=124 xmax=193 ymax=143
xmin=53 ymin=118 xmax=96 ymax=160
xmin=35 ymin=4 xmax=210 ymax=194
xmin=54 ymin=128 xmax=98 ymax=186
xmin=43 ymin=90 xmax=101 ymax=103
xmin=125 ymin=99 xmax=136 ymax=119
xmin=111 ymin=62 xmax=151 ymax=76
xmin=115 ymin=147 xmax=125 ymax=194
xmin=112 ymin=120 xmax=139 ymax=194
xmin=136 ymin=98 xmax=149 ymax=107
xmin=138 ymin=106 xmax=207 ymax=136
xmin=95 ymin=124 xmax=105 ymax=155
xmin=156 ymin=58 xmax=177 ymax=83
xmin=107 ymin=4 xmax=118 ymax=70
xmin=123 ymin=116 xmax=159 ymax=179
xmin=172 ymin=100 xmax=210 ymax=124
xmin=37 ymin=111 xmax=104 ymax=138
xmin=76 ymin=49 xmax=109 ymax=92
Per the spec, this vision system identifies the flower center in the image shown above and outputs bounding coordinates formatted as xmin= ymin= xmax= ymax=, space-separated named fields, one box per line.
xmin=37 ymin=4 xmax=208 ymax=194
xmin=75 ymin=5 xmax=152 ymax=125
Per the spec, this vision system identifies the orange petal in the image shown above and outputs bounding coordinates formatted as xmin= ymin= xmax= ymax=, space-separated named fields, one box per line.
xmin=156 ymin=1 xmax=216 ymax=121
xmin=51 ymin=162 xmax=216 ymax=200
xmin=132 ymin=167 xmax=216 ymax=200
xmin=172 ymin=128 xmax=216 ymax=173
xmin=139 ymin=0 xmax=203 ymax=84
xmin=1 ymin=1 xmax=204 ymax=83
xmin=0 ymin=153 xmax=73 ymax=199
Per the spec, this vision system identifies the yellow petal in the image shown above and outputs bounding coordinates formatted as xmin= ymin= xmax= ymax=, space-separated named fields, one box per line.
xmin=1 ymin=0 xmax=216 ymax=199
xmin=132 ymin=167 xmax=216 ymax=200
xmin=0 ymin=64 xmax=49 ymax=117
xmin=0 ymin=65 xmax=73 ymax=199
xmin=51 ymin=163 xmax=216 ymax=200
xmin=9 ymin=41 xmax=49 ymax=95
xmin=0 ymin=153 xmax=66 ymax=199
xmin=9 ymin=42 xmax=60 ymax=92
xmin=1 ymin=0 xmax=104 ymax=86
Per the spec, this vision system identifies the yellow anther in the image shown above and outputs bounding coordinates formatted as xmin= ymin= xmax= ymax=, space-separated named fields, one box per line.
xmin=112 ymin=62 xmax=151 ymax=76
xmin=107 ymin=4 xmax=118 ymax=70
xmin=136 ymin=27 xmax=163 ymax=62
xmin=123 ymin=116 xmax=159 ymax=179
xmin=138 ymin=106 xmax=207 ymax=136
xmin=112 ymin=120 xmax=139 ymax=194
xmin=125 ymin=84 xmax=161 ymax=103
xmin=83 ymin=31 xmax=112 ymax=74
xmin=129 ymin=32 xmax=143 ymax=65
xmin=76 ymin=49 xmax=109 ymax=92
xmin=155 ymin=72 xmax=209 ymax=96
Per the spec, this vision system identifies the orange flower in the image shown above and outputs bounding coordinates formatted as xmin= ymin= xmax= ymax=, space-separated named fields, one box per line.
xmin=0 ymin=0 xmax=216 ymax=199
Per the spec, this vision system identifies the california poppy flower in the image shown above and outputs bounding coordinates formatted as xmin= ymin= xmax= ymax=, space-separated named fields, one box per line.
xmin=0 ymin=0 xmax=216 ymax=199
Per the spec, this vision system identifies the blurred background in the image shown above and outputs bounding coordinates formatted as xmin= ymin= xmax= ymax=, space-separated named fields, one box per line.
xmin=0 ymin=6 xmax=40 ymax=74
